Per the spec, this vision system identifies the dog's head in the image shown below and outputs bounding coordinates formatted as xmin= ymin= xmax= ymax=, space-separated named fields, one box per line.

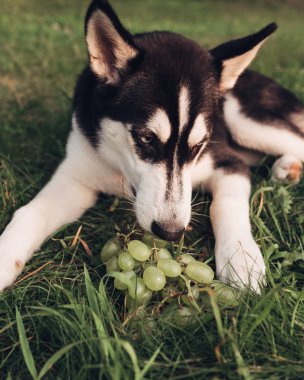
xmin=83 ymin=0 xmax=276 ymax=240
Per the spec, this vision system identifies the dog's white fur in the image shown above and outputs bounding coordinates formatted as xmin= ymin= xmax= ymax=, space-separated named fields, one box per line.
xmin=146 ymin=109 xmax=172 ymax=144
xmin=188 ymin=114 xmax=209 ymax=148
xmin=208 ymin=172 xmax=265 ymax=290
xmin=179 ymin=86 xmax=190 ymax=132
xmin=0 ymin=116 xmax=264 ymax=291
xmin=224 ymin=94 xmax=304 ymax=160
xmin=0 ymin=76 xmax=303 ymax=293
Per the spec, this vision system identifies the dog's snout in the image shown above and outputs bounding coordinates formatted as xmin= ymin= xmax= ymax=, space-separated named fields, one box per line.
xmin=151 ymin=221 xmax=184 ymax=241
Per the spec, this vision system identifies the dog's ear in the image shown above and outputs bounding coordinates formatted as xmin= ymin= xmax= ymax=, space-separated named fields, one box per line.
xmin=210 ymin=23 xmax=277 ymax=91
xmin=85 ymin=0 xmax=141 ymax=83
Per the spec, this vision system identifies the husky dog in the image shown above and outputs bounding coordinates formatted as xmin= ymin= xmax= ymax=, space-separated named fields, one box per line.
xmin=0 ymin=0 xmax=303 ymax=292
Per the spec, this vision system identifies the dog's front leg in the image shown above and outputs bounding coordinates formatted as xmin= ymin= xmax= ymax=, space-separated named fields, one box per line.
xmin=209 ymin=170 xmax=265 ymax=293
xmin=0 ymin=155 xmax=99 ymax=290
xmin=0 ymin=123 xmax=131 ymax=291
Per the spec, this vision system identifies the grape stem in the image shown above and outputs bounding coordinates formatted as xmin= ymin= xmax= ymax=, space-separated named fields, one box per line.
xmin=179 ymin=274 xmax=201 ymax=313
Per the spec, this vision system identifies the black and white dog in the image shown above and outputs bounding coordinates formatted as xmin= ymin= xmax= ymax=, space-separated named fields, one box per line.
xmin=0 ymin=0 xmax=303 ymax=292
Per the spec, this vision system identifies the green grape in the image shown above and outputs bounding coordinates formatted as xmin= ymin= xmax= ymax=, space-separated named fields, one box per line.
xmin=127 ymin=314 xmax=156 ymax=333
xmin=174 ymin=307 xmax=195 ymax=327
xmin=158 ymin=248 xmax=172 ymax=259
xmin=143 ymin=267 xmax=166 ymax=291
xmin=114 ymin=270 xmax=135 ymax=291
xmin=198 ymin=292 xmax=212 ymax=311
xmin=141 ymin=288 xmax=153 ymax=303
xmin=100 ymin=238 xmax=121 ymax=263
xmin=142 ymin=232 xmax=167 ymax=248
xmin=161 ymin=304 xmax=195 ymax=327
xmin=118 ymin=252 xmax=135 ymax=271
xmin=181 ymin=284 xmax=200 ymax=306
xmin=185 ymin=261 xmax=214 ymax=283
xmin=114 ymin=278 xmax=128 ymax=290
xmin=210 ymin=280 xmax=225 ymax=293
xmin=161 ymin=284 xmax=179 ymax=303
xmin=126 ymin=287 xmax=152 ymax=309
xmin=178 ymin=274 xmax=191 ymax=290
xmin=212 ymin=281 xmax=239 ymax=307
xmin=177 ymin=253 xmax=195 ymax=265
xmin=128 ymin=277 xmax=146 ymax=300
xmin=143 ymin=318 xmax=157 ymax=332
xmin=157 ymin=259 xmax=182 ymax=278
xmin=106 ymin=257 xmax=120 ymax=273
xmin=128 ymin=240 xmax=151 ymax=261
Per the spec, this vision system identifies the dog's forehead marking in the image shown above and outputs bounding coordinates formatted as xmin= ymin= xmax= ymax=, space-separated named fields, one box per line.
xmin=146 ymin=108 xmax=171 ymax=143
xmin=188 ymin=114 xmax=208 ymax=147
xmin=179 ymin=85 xmax=190 ymax=132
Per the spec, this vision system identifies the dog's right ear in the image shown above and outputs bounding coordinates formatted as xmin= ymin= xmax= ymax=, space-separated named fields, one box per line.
xmin=85 ymin=0 xmax=141 ymax=83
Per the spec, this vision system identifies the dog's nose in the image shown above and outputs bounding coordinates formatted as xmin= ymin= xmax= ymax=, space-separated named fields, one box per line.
xmin=151 ymin=221 xmax=185 ymax=241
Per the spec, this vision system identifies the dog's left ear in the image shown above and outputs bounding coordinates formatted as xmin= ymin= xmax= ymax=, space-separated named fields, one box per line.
xmin=210 ymin=23 xmax=277 ymax=92
xmin=85 ymin=0 xmax=141 ymax=83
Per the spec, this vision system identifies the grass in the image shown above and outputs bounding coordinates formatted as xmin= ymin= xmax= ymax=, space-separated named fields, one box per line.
xmin=1 ymin=0 xmax=304 ymax=378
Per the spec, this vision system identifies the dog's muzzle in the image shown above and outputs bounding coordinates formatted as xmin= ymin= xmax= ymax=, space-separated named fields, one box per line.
xmin=151 ymin=221 xmax=185 ymax=241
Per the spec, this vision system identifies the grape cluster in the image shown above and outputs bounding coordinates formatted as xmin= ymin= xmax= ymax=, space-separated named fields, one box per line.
xmin=100 ymin=232 xmax=239 ymax=327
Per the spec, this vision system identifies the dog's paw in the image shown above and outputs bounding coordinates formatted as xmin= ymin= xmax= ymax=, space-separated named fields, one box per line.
xmin=215 ymin=238 xmax=265 ymax=293
xmin=0 ymin=242 xmax=25 ymax=291
xmin=271 ymin=155 xmax=302 ymax=183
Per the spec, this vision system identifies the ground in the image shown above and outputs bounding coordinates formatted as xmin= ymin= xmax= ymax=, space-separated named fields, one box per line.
xmin=0 ymin=0 xmax=304 ymax=379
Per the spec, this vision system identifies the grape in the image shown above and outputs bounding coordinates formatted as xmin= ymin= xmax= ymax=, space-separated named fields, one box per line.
xmin=114 ymin=278 xmax=128 ymax=290
xmin=100 ymin=238 xmax=121 ymax=263
xmin=178 ymin=274 xmax=192 ymax=290
xmin=158 ymin=248 xmax=172 ymax=259
xmin=128 ymin=277 xmax=146 ymax=300
xmin=185 ymin=261 xmax=214 ymax=283
xmin=114 ymin=270 xmax=135 ymax=291
xmin=106 ymin=257 xmax=120 ymax=273
xmin=143 ymin=267 xmax=166 ymax=291
xmin=161 ymin=284 xmax=179 ymax=303
xmin=181 ymin=284 xmax=200 ymax=306
xmin=177 ymin=253 xmax=195 ymax=265
xmin=142 ymin=232 xmax=167 ymax=248
xmin=174 ymin=307 xmax=195 ymax=327
xmin=198 ymin=292 xmax=212 ymax=310
xmin=144 ymin=318 xmax=157 ymax=332
xmin=161 ymin=304 xmax=195 ymax=327
xmin=126 ymin=288 xmax=152 ymax=309
xmin=118 ymin=252 xmax=135 ymax=271
xmin=212 ymin=281 xmax=239 ymax=307
xmin=141 ymin=288 xmax=153 ymax=304
xmin=128 ymin=240 xmax=151 ymax=261
xmin=157 ymin=259 xmax=182 ymax=278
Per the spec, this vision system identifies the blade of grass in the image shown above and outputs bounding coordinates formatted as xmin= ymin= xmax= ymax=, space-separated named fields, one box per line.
xmin=137 ymin=345 xmax=162 ymax=380
xmin=16 ymin=308 xmax=38 ymax=380
xmin=38 ymin=342 xmax=77 ymax=379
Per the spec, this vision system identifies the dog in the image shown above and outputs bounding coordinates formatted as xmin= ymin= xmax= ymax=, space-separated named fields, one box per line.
xmin=0 ymin=0 xmax=303 ymax=292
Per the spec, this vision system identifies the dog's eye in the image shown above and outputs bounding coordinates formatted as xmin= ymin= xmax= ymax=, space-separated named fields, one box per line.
xmin=139 ymin=135 xmax=153 ymax=144
xmin=191 ymin=137 xmax=209 ymax=159
xmin=193 ymin=141 xmax=206 ymax=151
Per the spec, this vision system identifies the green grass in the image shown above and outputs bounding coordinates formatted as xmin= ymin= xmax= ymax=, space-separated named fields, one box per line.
xmin=1 ymin=0 xmax=304 ymax=378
